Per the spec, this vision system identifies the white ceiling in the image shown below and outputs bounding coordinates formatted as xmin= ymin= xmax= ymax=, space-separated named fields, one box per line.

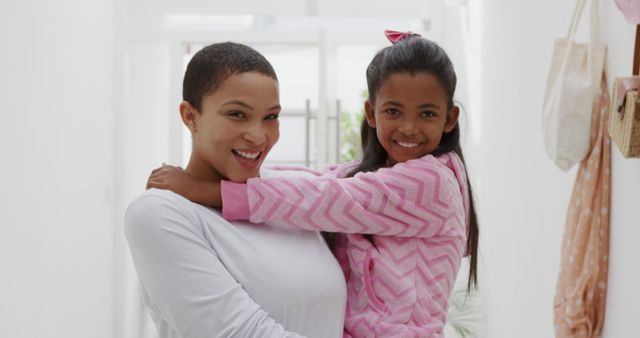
xmin=121 ymin=0 xmax=450 ymax=40
xmin=156 ymin=0 xmax=433 ymax=17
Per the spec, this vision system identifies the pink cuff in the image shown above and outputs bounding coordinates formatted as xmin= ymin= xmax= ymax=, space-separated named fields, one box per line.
xmin=221 ymin=180 xmax=251 ymax=221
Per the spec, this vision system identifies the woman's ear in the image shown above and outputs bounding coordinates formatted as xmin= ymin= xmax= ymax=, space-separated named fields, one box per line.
xmin=364 ymin=100 xmax=376 ymax=128
xmin=179 ymin=101 xmax=198 ymax=132
xmin=444 ymin=105 xmax=460 ymax=133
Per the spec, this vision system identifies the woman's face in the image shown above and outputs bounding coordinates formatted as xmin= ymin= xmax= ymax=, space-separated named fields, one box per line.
xmin=185 ymin=72 xmax=281 ymax=182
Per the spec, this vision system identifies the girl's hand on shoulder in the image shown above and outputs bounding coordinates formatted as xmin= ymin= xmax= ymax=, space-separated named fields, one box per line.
xmin=147 ymin=163 xmax=195 ymax=197
xmin=146 ymin=164 xmax=221 ymax=207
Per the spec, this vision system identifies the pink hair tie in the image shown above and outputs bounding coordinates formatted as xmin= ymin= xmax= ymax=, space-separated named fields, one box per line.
xmin=384 ymin=30 xmax=421 ymax=43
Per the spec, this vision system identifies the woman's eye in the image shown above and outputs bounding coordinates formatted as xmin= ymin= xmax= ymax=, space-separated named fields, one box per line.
xmin=228 ymin=111 xmax=246 ymax=119
xmin=265 ymin=114 xmax=279 ymax=121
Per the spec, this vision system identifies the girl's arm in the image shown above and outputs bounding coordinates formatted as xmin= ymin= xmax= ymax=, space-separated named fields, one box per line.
xmin=147 ymin=165 xmax=221 ymax=207
xmin=145 ymin=162 xmax=356 ymax=207
xmin=224 ymin=154 xmax=468 ymax=238
xmin=264 ymin=162 xmax=355 ymax=178
xmin=125 ymin=193 xmax=305 ymax=338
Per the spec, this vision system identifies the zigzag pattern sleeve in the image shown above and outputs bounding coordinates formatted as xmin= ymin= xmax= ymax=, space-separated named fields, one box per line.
xmin=265 ymin=160 xmax=359 ymax=178
xmin=244 ymin=154 xmax=467 ymax=238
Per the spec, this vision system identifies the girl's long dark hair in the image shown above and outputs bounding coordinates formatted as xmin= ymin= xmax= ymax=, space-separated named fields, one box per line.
xmin=343 ymin=36 xmax=479 ymax=292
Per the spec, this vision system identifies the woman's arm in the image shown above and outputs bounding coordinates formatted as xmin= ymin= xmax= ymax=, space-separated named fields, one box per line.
xmin=125 ymin=193 xmax=305 ymax=338
xmin=224 ymin=154 xmax=468 ymax=238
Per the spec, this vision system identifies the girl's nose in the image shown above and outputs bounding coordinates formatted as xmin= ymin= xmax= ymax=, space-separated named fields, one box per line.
xmin=399 ymin=119 xmax=418 ymax=135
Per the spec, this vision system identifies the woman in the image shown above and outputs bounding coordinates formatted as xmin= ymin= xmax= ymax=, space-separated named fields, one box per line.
xmin=125 ymin=42 xmax=347 ymax=338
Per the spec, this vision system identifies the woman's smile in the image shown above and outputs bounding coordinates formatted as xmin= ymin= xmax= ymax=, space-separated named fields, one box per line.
xmin=232 ymin=148 xmax=264 ymax=169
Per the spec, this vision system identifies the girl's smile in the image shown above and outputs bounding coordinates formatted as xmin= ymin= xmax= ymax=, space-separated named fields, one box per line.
xmin=395 ymin=141 xmax=421 ymax=148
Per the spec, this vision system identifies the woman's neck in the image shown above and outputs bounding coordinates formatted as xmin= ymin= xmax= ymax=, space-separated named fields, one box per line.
xmin=185 ymin=155 xmax=223 ymax=183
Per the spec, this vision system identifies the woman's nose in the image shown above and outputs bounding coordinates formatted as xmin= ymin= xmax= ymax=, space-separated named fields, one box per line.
xmin=243 ymin=123 xmax=267 ymax=144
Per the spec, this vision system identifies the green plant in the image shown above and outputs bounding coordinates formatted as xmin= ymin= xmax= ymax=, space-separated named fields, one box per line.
xmin=339 ymin=91 xmax=367 ymax=163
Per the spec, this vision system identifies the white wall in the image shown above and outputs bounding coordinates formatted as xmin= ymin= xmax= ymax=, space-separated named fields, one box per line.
xmin=0 ymin=1 xmax=116 ymax=338
xmin=602 ymin=2 xmax=640 ymax=337
xmin=469 ymin=0 xmax=583 ymax=336
xmin=472 ymin=0 xmax=638 ymax=337
xmin=114 ymin=41 xmax=174 ymax=338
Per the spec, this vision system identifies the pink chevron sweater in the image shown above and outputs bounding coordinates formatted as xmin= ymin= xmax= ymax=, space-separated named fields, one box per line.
xmin=221 ymin=153 xmax=470 ymax=338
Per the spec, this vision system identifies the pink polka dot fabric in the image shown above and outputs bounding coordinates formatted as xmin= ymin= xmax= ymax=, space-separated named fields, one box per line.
xmin=614 ymin=0 xmax=640 ymax=24
xmin=553 ymin=77 xmax=611 ymax=338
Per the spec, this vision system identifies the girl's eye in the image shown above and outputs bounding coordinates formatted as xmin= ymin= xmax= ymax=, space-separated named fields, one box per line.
xmin=228 ymin=111 xmax=246 ymax=119
xmin=421 ymin=111 xmax=437 ymax=118
xmin=265 ymin=114 xmax=279 ymax=121
xmin=384 ymin=108 xmax=400 ymax=116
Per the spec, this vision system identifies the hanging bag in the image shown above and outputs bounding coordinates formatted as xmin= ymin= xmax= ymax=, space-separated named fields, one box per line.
xmin=542 ymin=0 xmax=606 ymax=171
xmin=614 ymin=0 xmax=640 ymax=25
xmin=609 ymin=25 xmax=640 ymax=158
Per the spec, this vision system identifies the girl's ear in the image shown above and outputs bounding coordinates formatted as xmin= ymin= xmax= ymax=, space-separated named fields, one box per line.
xmin=179 ymin=101 xmax=198 ymax=132
xmin=364 ymin=100 xmax=376 ymax=128
xmin=444 ymin=105 xmax=460 ymax=133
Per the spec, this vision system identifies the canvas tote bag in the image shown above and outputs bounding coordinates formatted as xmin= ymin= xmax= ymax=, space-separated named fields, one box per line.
xmin=542 ymin=0 xmax=606 ymax=171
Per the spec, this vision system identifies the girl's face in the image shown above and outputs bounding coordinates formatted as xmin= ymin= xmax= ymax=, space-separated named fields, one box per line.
xmin=365 ymin=72 xmax=459 ymax=165
xmin=182 ymin=72 xmax=281 ymax=182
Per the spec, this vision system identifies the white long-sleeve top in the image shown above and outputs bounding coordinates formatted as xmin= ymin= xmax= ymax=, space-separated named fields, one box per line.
xmin=125 ymin=169 xmax=347 ymax=338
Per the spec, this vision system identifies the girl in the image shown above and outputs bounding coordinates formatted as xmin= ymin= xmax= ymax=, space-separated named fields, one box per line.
xmin=149 ymin=31 xmax=479 ymax=338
